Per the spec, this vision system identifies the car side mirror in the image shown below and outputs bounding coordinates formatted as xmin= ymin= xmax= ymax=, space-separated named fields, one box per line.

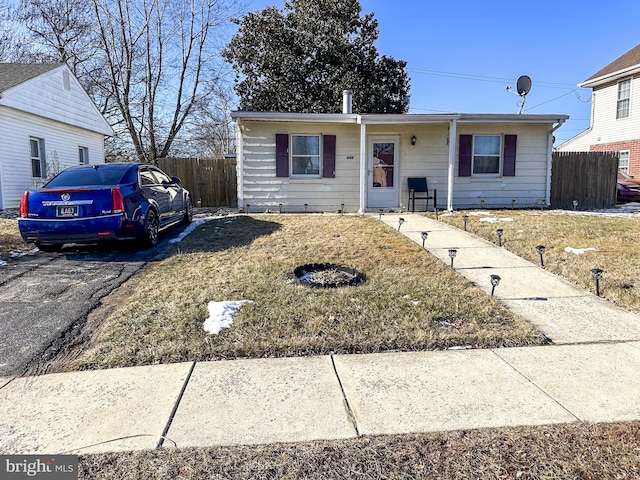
xmin=170 ymin=176 xmax=181 ymax=185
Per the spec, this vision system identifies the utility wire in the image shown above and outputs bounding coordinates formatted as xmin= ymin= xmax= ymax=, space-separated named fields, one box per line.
xmin=408 ymin=68 xmax=581 ymax=89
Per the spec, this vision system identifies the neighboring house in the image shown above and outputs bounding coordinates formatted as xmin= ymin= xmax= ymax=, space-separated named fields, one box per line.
xmin=232 ymin=95 xmax=568 ymax=213
xmin=0 ymin=63 xmax=114 ymax=209
xmin=557 ymin=43 xmax=640 ymax=178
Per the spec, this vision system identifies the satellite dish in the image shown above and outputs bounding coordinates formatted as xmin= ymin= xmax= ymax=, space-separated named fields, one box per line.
xmin=516 ymin=75 xmax=532 ymax=96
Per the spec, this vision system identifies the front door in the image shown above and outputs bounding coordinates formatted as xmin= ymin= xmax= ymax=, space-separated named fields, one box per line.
xmin=368 ymin=136 xmax=399 ymax=208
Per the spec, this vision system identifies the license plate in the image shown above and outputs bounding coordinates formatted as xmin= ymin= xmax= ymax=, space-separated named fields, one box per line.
xmin=56 ymin=205 xmax=79 ymax=217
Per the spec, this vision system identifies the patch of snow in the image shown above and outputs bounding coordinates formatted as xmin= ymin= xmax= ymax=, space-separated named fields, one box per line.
xmin=298 ymin=272 xmax=314 ymax=283
xmin=203 ymin=300 xmax=254 ymax=335
xmin=468 ymin=211 xmax=492 ymax=216
xmin=565 ymin=246 xmax=597 ymax=255
xmin=479 ymin=217 xmax=514 ymax=223
xmin=169 ymin=216 xmax=217 ymax=244
xmin=10 ymin=248 xmax=38 ymax=258
xmin=0 ymin=259 xmax=6 ymax=267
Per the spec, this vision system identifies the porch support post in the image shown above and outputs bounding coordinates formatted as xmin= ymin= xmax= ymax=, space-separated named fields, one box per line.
xmin=236 ymin=120 xmax=244 ymax=209
xmin=358 ymin=120 xmax=367 ymax=214
xmin=446 ymin=118 xmax=457 ymax=211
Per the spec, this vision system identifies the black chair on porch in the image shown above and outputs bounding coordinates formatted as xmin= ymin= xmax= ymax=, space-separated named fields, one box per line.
xmin=408 ymin=177 xmax=436 ymax=212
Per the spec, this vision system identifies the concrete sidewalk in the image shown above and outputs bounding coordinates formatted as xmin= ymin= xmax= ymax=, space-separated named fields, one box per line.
xmin=381 ymin=213 xmax=640 ymax=344
xmin=1 ymin=213 xmax=639 ymax=455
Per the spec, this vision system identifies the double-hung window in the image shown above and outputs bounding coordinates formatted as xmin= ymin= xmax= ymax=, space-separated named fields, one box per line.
xmin=617 ymin=78 xmax=631 ymax=119
xmin=79 ymin=146 xmax=89 ymax=164
xmin=472 ymin=135 xmax=502 ymax=175
xmin=30 ymin=137 xmax=45 ymax=178
xmin=619 ymin=150 xmax=630 ymax=174
xmin=291 ymin=135 xmax=321 ymax=177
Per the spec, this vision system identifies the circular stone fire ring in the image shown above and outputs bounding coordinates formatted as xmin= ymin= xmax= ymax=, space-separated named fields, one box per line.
xmin=294 ymin=263 xmax=365 ymax=288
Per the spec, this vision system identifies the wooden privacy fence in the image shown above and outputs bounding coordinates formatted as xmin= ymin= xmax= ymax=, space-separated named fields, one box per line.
xmin=159 ymin=157 xmax=237 ymax=207
xmin=551 ymin=151 xmax=618 ymax=210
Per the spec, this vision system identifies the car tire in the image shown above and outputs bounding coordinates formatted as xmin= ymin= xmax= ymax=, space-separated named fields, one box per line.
xmin=142 ymin=209 xmax=159 ymax=248
xmin=183 ymin=196 xmax=193 ymax=224
xmin=36 ymin=243 xmax=62 ymax=253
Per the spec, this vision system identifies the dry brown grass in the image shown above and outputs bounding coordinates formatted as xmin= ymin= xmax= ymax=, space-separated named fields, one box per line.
xmin=436 ymin=210 xmax=640 ymax=312
xmin=79 ymin=421 xmax=640 ymax=479
xmin=0 ymin=218 xmax=32 ymax=260
xmin=68 ymin=214 xmax=544 ymax=371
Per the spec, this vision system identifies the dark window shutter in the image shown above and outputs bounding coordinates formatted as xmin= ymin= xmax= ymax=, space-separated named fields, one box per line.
xmin=503 ymin=134 xmax=517 ymax=176
xmin=275 ymin=134 xmax=289 ymax=177
xmin=322 ymin=134 xmax=336 ymax=178
xmin=459 ymin=134 xmax=472 ymax=177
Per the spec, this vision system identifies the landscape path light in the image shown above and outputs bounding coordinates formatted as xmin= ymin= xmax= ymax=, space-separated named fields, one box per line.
xmin=480 ymin=199 xmax=485 ymax=209
xmin=496 ymin=228 xmax=504 ymax=247
xmin=490 ymin=274 xmax=501 ymax=296
xmin=279 ymin=203 xmax=283 ymax=214
xmin=435 ymin=208 xmax=439 ymax=221
xmin=462 ymin=214 xmax=469 ymax=231
xmin=421 ymin=231 xmax=429 ymax=249
xmin=398 ymin=217 xmax=405 ymax=231
xmin=304 ymin=203 xmax=308 ymax=213
xmin=535 ymin=245 xmax=546 ymax=268
xmin=511 ymin=199 xmax=516 ymax=209
xmin=341 ymin=203 xmax=345 ymax=215
xmin=590 ymin=268 xmax=604 ymax=296
xmin=245 ymin=204 xmax=250 ymax=214
xmin=572 ymin=200 xmax=578 ymax=211
xmin=448 ymin=248 xmax=457 ymax=268
xmin=378 ymin=209 xmax=384 ymax=221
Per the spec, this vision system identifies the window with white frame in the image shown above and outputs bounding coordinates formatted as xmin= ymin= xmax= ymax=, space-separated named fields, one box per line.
xmin=79 ymin=146 xmax=89 ymax=164
xmin=618 ymin=150 xmax=630 ymax=174
xmin=472 ymin=135 xmax=501 ymax=175
xmin=617 ymin=78 xmax=631 ymax=119
xmin=30 ymin=137 xmax=45 ymax=178
xmin=291 ymin=135 xmax=321 ymax=176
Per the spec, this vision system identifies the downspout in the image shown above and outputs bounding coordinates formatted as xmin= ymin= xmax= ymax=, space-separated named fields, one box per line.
xmin=447 ymin=119 xmax=457 ymax=211
xmin=235 ymin=120 xmax=244 ymax=209
xmin=546 ymin=119 xmax=566 ymax=206
xmin=358 ymin=116 xmax=367 ymax=214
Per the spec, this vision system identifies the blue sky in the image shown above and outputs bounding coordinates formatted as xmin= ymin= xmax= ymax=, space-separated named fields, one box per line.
xmin=245 ymin=0 xmax=640 ymax=145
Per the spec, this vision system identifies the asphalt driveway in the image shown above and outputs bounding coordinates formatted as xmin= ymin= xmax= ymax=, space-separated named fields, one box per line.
xmin=0 ymin=234 xmax=182 ymax=377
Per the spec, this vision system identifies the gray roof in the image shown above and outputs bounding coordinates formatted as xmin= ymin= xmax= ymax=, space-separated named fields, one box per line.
xmin=0 ymin=63 xmax=62 ymax=93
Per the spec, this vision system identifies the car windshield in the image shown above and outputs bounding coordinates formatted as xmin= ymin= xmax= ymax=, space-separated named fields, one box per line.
xmin=45 ymin=166 xmax=128 ymax=188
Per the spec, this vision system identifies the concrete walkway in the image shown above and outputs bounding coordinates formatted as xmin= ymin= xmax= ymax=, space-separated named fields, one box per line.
xmin=1 ymin=213 xmax=640 ymax=455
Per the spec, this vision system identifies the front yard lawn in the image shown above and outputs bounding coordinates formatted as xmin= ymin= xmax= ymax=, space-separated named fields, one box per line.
xmin=68 ymin=214 xmax=543 ymax=371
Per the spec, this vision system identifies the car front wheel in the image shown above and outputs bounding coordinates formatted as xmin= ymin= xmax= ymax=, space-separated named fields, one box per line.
xmin=142 ymin=210 xmax=159 ymax=247
xmin=183 ymin=197 xmax=193 ymax=224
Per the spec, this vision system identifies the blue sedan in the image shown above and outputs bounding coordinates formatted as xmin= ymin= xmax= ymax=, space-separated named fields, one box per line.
xmin=18 ymin=163 xmax=193 ymax=251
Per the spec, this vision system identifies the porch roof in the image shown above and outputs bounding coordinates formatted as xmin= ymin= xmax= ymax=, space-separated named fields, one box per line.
xmin=231 ymin=111 xmax=568 ymax=125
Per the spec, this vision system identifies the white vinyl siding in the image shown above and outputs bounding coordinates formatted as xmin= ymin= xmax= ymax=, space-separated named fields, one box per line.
xmin=0 ymin=65 xmax=112 ymax=136
xmin=0 ymin=107 xmax=106 ymax=208
xmin=240 ymin=122 xmax=360 ymax=212
xmin=559 ymin=76 xmax=640 ymax=152
xmin=239 ymin=121 xmax=551 ymax=211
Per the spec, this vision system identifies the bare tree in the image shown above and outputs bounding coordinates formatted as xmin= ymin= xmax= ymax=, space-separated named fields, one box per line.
xmin=92 ymin=0 xmax=239 ymax=164
xmin=14 ymin=0 xmax=241 ymax=163
xmin=17 ymin=0 xmax=97 ymax=74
